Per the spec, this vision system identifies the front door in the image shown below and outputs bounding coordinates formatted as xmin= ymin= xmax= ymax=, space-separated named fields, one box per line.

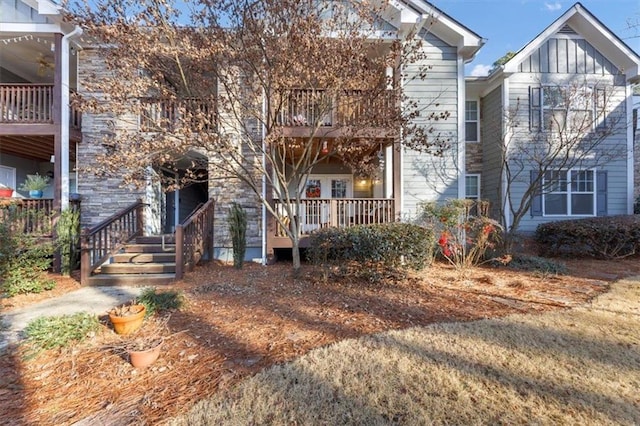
xmin=301 ymin=175 xmax=352 ymax=231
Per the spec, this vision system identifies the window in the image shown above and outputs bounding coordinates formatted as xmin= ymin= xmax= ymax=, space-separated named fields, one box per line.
xmin=465 ymin=100 xmax=479 ymax=142
xmin=530 ymin=86 xmax=606 ymax=132
xmin=465 ymin=174 xmax=480 ymax=200
xmin=543 ymin=169 xmax=595 ymax=216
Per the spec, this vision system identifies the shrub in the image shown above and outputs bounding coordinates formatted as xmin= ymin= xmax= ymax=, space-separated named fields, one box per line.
xmin=56 ymin=207 xmax=81 ymax=275
xmin=228 ymin=203 xmax=247 ymax=269
xmin=535 ymin=215 xmax=640 ymax=259
xmin=504 ymin=254 xmax=567 ymax=275
xmin=24 ymin=312 xmax=100 ymax=354
xmin=307 ymin=222 xmax=435 ymax=280
xmin=138 ymin=287 xmax=184 ymax=317
xmin=0 ymin=205 xmax=55 ymax=296
xmin=418 ymin=199 xmax=502 ymax=269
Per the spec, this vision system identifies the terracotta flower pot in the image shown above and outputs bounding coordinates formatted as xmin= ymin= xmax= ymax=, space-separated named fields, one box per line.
xmin=109 ymin=304 xmax=146 ymax=335
xmin=0 ymin=188 xmax=13 ymax=198
xmin=129 ymin=339 xmax=163 ymax=368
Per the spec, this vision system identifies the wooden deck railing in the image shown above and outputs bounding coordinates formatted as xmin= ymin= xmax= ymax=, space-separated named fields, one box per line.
xmin=0 ymin=84 xmax=82 ymax=128
xmin=275 ymin=89 xmax=396 ymax=128
xmin=140 ymin=97 xmax=217 ymax=132
xmin=274 ymin=198 xmax=395 ymax=237
xmin=80 ymin=199 xmax=145 ymax=284
xmin=0 ymin=198 xmax=81 ymax=236
xmin=175 ymin=199 xmax=215 ymax=279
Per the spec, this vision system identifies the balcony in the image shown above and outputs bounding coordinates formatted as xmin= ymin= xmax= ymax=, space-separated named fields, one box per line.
xmin=0 ymin=84 xmax=82 ymax=129
xmin=269 ymin=198 xmax=395 ymax=248
xmin=274 ymin=88 xmax=397 ymax=137
xmin=139 ymin=98 xmax=217 ymax=132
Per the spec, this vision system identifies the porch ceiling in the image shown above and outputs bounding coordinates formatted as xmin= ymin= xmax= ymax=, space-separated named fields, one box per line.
xmin=0 ymin=135 xmax=77 ymax=162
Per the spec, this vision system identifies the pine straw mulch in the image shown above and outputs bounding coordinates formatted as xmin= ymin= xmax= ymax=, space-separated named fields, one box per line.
xmin=2 ymin=257 xmax=640 ymax=425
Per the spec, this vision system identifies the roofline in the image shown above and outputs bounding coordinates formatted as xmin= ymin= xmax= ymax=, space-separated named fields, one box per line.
xmin=500 ymin=2 xmax=640 ymax=77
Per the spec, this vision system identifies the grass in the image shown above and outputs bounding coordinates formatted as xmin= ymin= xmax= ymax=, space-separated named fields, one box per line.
xmin=171 ymin=278 xmax=640 ymax=425
xmin=23 ymin=312 xmax=100 ymax=354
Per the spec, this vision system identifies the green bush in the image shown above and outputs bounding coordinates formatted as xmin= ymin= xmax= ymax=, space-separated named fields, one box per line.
xmin=0 ymin=205 xmax=55 ymax=296
xmin=56 ymin=207 xmax=81 ymax=276
xmin=138 ymin=287 xmax=184 ymax=317
xmin=24 ymin=312 xmax=100 ymax=354
xmin=504 ymin=254 xmax=567 ymax=275
xmin=228 ymin=203 xmax=247 ymax=269
xmin=307 ymin=223 xmax=435 ymax=276
xmin=535 ymin=215 xmax=640 ymax=259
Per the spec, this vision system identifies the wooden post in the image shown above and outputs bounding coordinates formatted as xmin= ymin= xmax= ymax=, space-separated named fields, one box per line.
xmin=80 ymin=227 xmax=90 ymax=285
xmin=135 ymin=198 xmax=144 ymax=237
xmin=175 ymin=224 xmax=184 ymax=279
xmin=207 ymin=203 xmax=214 ymax=261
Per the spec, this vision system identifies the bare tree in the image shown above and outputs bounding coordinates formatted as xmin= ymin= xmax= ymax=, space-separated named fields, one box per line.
xmin=498 ymin=80 xmax=625 ymax=251
xmin=67 ymin=0 xmax=449 ymax=270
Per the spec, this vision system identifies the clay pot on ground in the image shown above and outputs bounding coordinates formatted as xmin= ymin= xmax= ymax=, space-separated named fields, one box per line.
xmin=109 ymin=304 xmax=146 ymax=335
xmin=128 ymin=338 xmax=163 ymax=368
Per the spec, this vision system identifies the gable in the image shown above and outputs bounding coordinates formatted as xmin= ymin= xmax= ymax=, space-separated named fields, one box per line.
xmin=0 ymin=0 xmax=51 ymax=23
xmin=517 ymin=31 xmax=621 ymax=76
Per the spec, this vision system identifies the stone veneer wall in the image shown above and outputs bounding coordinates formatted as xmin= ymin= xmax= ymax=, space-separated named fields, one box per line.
xmin=76 ymin=48 xmax=145 ymax=228
xmin=465 ymin=142 xmax=482 ymax=174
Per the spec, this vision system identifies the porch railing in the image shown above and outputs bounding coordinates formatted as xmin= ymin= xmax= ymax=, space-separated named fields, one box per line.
xmin=80 ymin=199 xmax=145 ymax=284
xmin=140 ymin=97 xmax=217 ymax=132
xmin=275 ymin=89 xmax=396 ymax=128
xmin=0 ymin=84 xmax=82 ymax=128
xmin=274 ymin=198 xmax=395 ymax=237
xmin=0 ymin=198 xmax=81 ymax=236
xmin=175 ymin=199 xmax=215 ymax=279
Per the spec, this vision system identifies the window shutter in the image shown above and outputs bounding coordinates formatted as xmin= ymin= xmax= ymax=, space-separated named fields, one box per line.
xmin=596 ymin=171 xmax=607 ymax=216
xmin=530 ymin=170 xmax=543 ymax=216
xmin=529 ymin=87 xmax=541 ymax=130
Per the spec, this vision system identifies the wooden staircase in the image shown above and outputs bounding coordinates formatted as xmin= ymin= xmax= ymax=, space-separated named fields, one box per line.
xmin=87 ymin=236 xmax=177 ymax=286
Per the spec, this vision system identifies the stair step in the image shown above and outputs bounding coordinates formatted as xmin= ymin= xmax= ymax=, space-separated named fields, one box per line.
xmin=100 ymin=263 xmax=176 ymax=274
xmin=135 ymin=235 xmax=176 ymax=244
xmin=112 ymin=253 xmax=176 ymax=264
xmin=123 ymin=244 xmax=176 ymax=253
xmin=86 ymin=273 xmax=176 ymax=286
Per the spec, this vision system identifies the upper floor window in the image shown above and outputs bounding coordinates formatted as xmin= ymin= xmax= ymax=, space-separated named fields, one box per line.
xmin=530 ymin=85 xmax=606 ymax=132
xmin=465 ymin=174 xmax=480 ymax=200
xmin=465 ymin=100 xmax=479 ymax=142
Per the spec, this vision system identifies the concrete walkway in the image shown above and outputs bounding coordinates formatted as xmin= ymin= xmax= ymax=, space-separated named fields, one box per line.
xmin=0 ymin=286 xmax=144 ymax=348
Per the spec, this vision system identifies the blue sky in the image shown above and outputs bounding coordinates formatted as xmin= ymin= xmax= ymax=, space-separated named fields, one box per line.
xmin=432 ymin=0 xmax=640 ymax=76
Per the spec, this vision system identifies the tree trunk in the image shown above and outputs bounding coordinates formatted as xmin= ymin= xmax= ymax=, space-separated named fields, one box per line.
xmin=292 ymin=238 xmax=301 ymax=272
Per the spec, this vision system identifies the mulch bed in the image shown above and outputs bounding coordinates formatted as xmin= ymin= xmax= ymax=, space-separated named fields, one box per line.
xmin=2 ymin=257 xmax=640 ymax=425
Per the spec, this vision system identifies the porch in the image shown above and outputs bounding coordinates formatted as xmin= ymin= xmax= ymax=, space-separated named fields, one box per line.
xmin=268 ymin=198 xmax=396 ymax=249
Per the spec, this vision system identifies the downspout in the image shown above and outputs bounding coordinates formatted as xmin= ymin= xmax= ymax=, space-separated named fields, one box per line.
xmin=61 ymin=26 xmax=83 ymax=210
xmin=261 ymin=92 xmax=267 ymax=265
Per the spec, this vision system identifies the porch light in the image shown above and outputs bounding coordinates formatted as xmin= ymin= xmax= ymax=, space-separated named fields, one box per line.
xmin=359 ymin=179 xmax=367 ymax=185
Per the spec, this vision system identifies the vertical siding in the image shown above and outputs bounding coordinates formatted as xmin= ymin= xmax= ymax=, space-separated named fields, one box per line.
xmin=401 ymin=30 xmax=459 ymax=218
xmin=480 ymin=86 xmax=503 ymax=220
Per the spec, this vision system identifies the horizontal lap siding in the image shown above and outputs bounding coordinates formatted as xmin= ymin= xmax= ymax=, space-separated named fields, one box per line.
xmin=480 ymin=87 xmax=504 ymax=220
xmin=507 ymin=72 xmax=628 ymax=232
xmin=402 ymin=31 xmax=459 ymax=218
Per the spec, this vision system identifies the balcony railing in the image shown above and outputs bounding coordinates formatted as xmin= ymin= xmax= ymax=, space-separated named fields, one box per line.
xmin=275 ymin=89 xmax=396 ymax=128
xmin=140 ymin=98 xmax=217 ymax=132
xmin=274 ymin=198 xmax=395 ymax=237
xmin=0 ymin=84 xmax=82 ymax=129
xmin=0 ymin=198 xmax=81 ymax=236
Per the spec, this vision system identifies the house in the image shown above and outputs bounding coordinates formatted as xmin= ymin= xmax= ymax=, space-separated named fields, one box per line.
xmin=1 ymin=0 xmax=638 ymax=285
xmin=466 ymin=3 xmax=640 ymax=235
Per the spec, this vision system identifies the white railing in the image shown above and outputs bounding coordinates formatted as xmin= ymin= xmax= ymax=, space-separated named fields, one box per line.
xmin=274 ymin=198 xmax=395 ymax=237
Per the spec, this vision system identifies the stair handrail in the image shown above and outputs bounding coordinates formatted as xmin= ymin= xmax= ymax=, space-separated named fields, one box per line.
xmin=175 ymin=199 xmax=215 ymax=279
xmin=80 ymin=199 xmax=146 ymax=284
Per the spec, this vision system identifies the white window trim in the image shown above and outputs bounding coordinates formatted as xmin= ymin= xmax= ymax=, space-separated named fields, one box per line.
xmin=542 ymin=168 xmax=596 ymax=217
xmin=465 ymin=173 xmax=481 ymax=200
xmin=303 ymin=174 xmax=353 ymax=199
xmin=531 ymin=85 xmax=606 ymax=133
xmin=465 ymin=100 xmax=480 ymax=143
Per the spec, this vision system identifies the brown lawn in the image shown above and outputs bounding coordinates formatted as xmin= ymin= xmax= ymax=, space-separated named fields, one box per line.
xmin=1 ymin=257 xmax=640 ymax=425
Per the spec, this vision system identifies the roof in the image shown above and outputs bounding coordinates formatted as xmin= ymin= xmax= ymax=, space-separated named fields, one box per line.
xmin=499 ymin=2 xmax=640 ymax=80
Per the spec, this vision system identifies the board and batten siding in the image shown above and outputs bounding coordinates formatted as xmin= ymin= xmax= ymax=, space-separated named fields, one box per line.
xmin=506 ymin=35 xmax=628 ymax=232
xmin=401 ymin=30 xmax=460 ymax=218
xmin=480 ymin=86 xmax=504 ymax=220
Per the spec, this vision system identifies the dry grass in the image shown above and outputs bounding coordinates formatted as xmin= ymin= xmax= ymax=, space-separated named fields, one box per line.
xmin=171 ymin=277 xmax=640 ymax=425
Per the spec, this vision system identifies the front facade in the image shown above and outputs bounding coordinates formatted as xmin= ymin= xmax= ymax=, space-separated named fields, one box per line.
xmin=2 ymin=1 xmax=639 ymax=272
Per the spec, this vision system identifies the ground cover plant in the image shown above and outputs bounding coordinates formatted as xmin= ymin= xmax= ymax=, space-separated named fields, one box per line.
xmin=1 ymin=256 xmax=639 ymax=424
xmin=23 ymin=312 xmax=100 ymax=355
